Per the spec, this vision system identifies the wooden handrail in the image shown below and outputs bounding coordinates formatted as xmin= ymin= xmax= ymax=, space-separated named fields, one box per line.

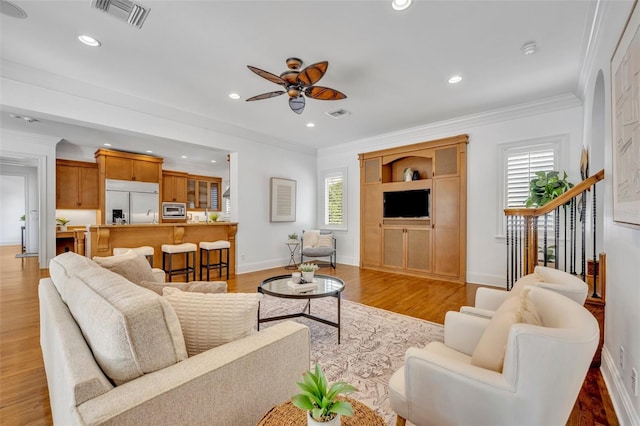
xmin=504 ymin=169 xmax=605 ymax=217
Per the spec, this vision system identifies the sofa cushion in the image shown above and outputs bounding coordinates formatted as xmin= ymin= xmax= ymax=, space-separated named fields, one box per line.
xmin=93 ymin=250 xmax=156 ymax=285
xmin=139 ymin=280 xmax=228 ymax=295
xmin=48 ymin=252 xmax=101 ymax=303
xmin=317 ymin=234 xmax=333 ymax=247
xmin=163 ymin=287 xmax=262 ymax=357
xmin=66 ymin=267 xmax=187 ymax=385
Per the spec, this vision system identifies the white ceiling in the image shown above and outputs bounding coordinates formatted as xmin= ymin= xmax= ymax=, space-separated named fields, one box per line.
xmin=0 ymin=0 xmax=596 ymax=162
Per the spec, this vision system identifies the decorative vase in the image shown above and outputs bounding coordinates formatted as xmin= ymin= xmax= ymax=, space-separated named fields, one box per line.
xmin=403 ymin=167 xmax=413 ymax=181
xmin=302 ymin=271 xmax=315 ymax=282
xmin=307 ymin=412 xmax=340 ymax=426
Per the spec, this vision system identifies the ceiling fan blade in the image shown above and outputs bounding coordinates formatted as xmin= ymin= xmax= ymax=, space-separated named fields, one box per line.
xmin=246 ymin=91 xmax=286 ymax=101
xmin=247 ymin=65 xmax=286 ymax=86
xmin=289 ymin=96 xmax=305 ymax=114
xmin=297 ymin=61 xmax=328 ymax=86
xmin=304 ymin=86 xmax=347 ymax=101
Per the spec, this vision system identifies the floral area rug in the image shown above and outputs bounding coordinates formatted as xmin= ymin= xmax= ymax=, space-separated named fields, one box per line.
xmin=259 ymin=296 xmax=444 ymax=425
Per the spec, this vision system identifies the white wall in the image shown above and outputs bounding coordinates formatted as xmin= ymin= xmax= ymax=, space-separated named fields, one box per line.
xmin=0 ymin=130 xmax=58 ymax=268
xmin=579 ymin=1 xmax=640 ymax=423
xmin=318 ymin=95 xmax=584 ymax=285
xmin=0 ymin=173 xmax=26 ymax=245
xmin=0 ymin=77 xmax=318 ymax=272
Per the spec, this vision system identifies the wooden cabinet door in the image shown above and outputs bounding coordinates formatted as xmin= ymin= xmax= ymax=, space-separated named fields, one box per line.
xmin=174 ymin=175 xmax=188 ymax=203
xmin=132 ymin=159 xmax=159 ymax=182
xmin=434 ymin=146 xmax=458 ymax=177
xmin=105 ymin=156 xmax=133 ymax=181
xmin=382 ymin=227 xmax=404 ymax=269
xmin=56 ymin=164 xmax=80 ymax=209
xmin=361 ymin=184 xmax=382 ymax=267
xmin=406 ymin=227 xmax=432 ymax=272
xmin=78 ymin=166 xmax=99 ymax=208
xmin=364 ymin=158 xmax=381 ymax=183
xmin=433 ymin=176 xmax=460 ymax=277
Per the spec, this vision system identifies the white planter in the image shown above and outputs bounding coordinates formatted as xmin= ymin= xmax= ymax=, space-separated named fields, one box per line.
xmin=302 ymin=271 xmax=315 ymax=282
xmin=59 ymin=225 xmax=68 ymax=232
xmin=307 ymin=412 xmax=340 ymax=426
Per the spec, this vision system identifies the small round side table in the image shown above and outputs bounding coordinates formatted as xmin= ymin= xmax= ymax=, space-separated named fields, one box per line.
xmin=284 ymin=241 xmax=300 ymax=270
xmin=257 ymin=397 xmax=385 ymax=426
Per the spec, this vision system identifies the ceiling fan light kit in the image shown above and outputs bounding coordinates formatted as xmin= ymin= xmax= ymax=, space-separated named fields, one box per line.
xmin=246 ymin=58 xmax=346 ymax=114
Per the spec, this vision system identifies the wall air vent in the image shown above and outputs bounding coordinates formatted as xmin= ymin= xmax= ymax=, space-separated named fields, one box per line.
xmin=326 ymin=108 xmax=351 ymax=119
xmin=91 ymin=0 xmax=150 ymax=29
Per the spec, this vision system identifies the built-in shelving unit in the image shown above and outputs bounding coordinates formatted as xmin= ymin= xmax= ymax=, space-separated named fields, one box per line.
xmin=358 ymin=134 xmax=468 ymax=283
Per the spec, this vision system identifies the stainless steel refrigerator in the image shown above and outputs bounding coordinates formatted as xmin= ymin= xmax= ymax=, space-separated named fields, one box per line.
xmin=105 ymin=179 xmax=159 ymax=224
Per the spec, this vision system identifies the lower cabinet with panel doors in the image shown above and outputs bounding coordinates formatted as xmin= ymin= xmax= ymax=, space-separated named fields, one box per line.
xmin=382 ymin=225 xmax=432 ymax=273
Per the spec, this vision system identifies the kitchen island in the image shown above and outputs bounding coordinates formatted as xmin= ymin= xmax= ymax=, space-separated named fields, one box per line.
xmin=86 ymin=222 xmax=238 ymax=278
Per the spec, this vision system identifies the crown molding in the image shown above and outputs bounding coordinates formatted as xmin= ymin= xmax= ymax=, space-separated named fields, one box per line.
xmin=319 ymin=93 xmax=582 ymax=157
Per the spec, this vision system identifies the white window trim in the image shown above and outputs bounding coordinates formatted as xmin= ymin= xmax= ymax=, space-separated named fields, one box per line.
xmin=496 ymin=134 xmax=569 ymax=238
xmin=319 ymin=167 xmax=347 ymax=231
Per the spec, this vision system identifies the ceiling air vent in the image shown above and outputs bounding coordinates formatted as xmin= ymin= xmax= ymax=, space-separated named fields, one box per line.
xmin=91 ymin=0 xmax=150 ymax=29
xmin=326 ymin=108 xmax=350 ymax=119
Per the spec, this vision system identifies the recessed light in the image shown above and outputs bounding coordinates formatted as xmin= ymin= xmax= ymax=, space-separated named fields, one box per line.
xmin=392 ymin=0 xmax=412 ymax=11
xmin=78 ymin=34 xmax=101 ymax=47
xmin=448 ymin=75 xmax=463 ymax=84
xmin=306 ymin=122 xmax=315 ymax=128
xmin=210 ymin=160 xmax=216 ymax=163
xmin=228 ymin=93 xmax=240 ymax=100
xmin=146 ymin=150 xmax=153 ymax=153
xmin=521 ymin=41 xmax=537 ymax=55
xmin=103 ymin=143 xmax=112 ymax=147
xmin=181 ymin=155 xmax=187 ymax=159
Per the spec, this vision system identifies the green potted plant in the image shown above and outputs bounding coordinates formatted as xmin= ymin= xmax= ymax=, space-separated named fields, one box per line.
xmin=56 ymin=217 xmax=70 ymax=231
xmin=525 ymin=170 xmax=574 ymax=207
xmin=209 ymin=212 xmax=219 ymax=222
xmin=298 ymin=262 xmax=319 ymax=282
xmin=19 ymin=214 xmax=25 ymax=222
xmin=288 ymin=232 xmax=299 ymax=242
xmin=291 ymin=363 xmax=357 ymax=425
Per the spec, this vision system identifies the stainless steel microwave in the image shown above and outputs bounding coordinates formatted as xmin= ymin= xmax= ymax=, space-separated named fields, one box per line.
xmin=162 ymin=202 xmax=186 ymax=219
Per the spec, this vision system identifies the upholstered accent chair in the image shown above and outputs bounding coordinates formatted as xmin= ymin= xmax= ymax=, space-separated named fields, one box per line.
xmin=300 ymin=229 xmax=336 ymax=268
xmin=460 ymin=265 xmax=588 ymax=319
xmin=389 ymin=287 xmax=599 ymax=426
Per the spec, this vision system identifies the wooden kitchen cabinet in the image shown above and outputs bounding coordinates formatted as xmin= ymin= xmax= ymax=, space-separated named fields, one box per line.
xmin=56 ymin=159 xmax=99 ymax=209
xmin=187 ymin=175 xmax=222 ymax=211
xmin=162 ymin=171 xmax=188 ymax=203
xmin=358 ymin=134 xmax=467 ymax=283
xmin=95 ymin=149 xmax=163 ymax=183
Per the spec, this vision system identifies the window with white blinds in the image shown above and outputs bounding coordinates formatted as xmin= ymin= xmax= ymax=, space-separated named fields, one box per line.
xmin=497 ymin=137 xmax=563 ymax=237
xmin=321 ymin=168 xmax=347 ymax=230
xmin=209 ymin=183 xmax=219 ymax=211
xmin=506 ymin=149 xmax=555 ymax=208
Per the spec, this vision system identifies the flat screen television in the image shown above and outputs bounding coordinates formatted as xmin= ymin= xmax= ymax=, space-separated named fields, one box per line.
xmin=383 ymin=189 xmax=430 ymax=218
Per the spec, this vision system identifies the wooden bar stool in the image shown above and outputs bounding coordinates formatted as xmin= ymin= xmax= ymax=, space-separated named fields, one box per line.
xmin=199 ymin=240 xmax=230 ymax=280
xmin=113 ymin=246 xmax=154 ymax=266
xmin=162 ymin=243 xmax=197 ymax=282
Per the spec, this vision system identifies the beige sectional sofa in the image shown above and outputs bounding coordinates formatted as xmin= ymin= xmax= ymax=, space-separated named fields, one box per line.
xmin=39 ymin=252 xmax=310 ymax=425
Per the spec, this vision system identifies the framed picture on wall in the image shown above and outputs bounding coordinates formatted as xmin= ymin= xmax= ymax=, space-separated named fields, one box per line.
xmin=611 ymin=0 xmax=640 ymax=226
xmin=270 ymin=177 xmax=296 ymax=222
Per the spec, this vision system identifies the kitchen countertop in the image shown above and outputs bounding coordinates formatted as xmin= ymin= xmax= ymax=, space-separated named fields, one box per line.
xmin=89 ymin=222 xmax=237 ymax=229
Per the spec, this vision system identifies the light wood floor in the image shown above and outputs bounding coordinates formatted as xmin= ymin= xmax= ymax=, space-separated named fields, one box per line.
xmin=0 ymin=246 xmax=618 ymax=425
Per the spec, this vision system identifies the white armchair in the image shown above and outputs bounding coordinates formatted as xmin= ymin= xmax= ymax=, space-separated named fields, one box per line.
xmin=389 ymin=287 xmax=599 ymax=426
xmin=461 ymin=265 xmax=588 ymax=319
xmin=300 ymin=229 xmax=336 ymax=268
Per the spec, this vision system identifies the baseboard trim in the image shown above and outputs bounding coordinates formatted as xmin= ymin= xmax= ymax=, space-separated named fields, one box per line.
xmin=601 ymin=345 xmax=640 ymax=425
xmin=466 ymin=272 xmax=506 ymax=288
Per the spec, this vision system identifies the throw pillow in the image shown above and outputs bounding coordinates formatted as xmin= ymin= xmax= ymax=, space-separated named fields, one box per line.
xmin=470 ymin=295 xmax=522 ymax=372
xmin=163 ymin=287 xmax=263 ymax=357
xmin=93 ymin=250 xmax=156 ymax=285
xmin=317 ymin=234 xmax=333 ymax=248
xmin=519 ymin=287 xmax=542 ymax=325
xmin=139 ymin=280 xmax=227 ymax=295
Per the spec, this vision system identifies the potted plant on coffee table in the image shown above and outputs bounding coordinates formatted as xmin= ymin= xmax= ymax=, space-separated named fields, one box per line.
xmin=291 ymin=363 xmax=357 ymax=425
xmin=298 ymin=263 xmax=319 ymax=282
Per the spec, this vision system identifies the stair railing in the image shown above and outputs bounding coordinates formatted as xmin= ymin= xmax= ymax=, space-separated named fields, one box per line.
xmin=504 ymin=169 xmax=605 ymax=296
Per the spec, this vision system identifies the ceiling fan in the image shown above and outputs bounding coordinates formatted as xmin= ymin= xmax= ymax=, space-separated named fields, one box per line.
xmin=246 ymin=57 xmax=347 ymax=114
